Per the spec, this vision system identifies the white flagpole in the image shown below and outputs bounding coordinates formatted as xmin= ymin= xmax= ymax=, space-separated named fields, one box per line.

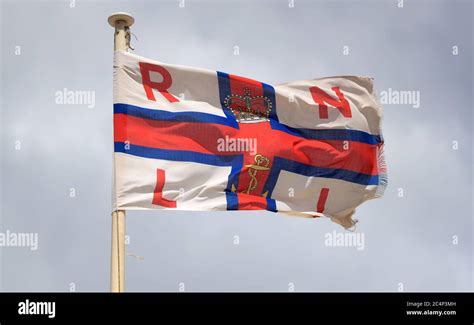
xmin=108 ymin=12 xmax=134 ymax=293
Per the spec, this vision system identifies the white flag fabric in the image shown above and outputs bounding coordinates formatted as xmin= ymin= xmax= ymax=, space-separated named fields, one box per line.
xmin=113 ymin=51 xmax=386 ymax=228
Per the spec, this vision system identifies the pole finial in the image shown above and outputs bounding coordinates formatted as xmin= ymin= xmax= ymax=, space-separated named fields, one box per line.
xmin=108 ymin=12 xmax=135 ymax=28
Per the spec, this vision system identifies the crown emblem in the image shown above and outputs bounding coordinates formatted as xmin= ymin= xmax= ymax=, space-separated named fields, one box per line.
xmin=224 ymin=88 xmax=272 ymax=123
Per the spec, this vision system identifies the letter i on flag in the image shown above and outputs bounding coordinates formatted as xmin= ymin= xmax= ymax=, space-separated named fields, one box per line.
xmin=113 ymin=51 xmax=386 ymax=228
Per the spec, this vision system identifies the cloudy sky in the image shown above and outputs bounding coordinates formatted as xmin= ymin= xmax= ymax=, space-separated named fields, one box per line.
xmin=0 ymin=0 xmax=472 ymax=292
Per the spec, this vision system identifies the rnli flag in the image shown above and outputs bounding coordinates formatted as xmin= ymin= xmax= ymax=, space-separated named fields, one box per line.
xmin=113 ymin=51 xmax=386 ymax=228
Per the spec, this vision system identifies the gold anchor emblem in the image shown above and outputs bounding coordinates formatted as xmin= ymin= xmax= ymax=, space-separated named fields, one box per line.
xmin=231 ymin=154 xmax=270 ymax=197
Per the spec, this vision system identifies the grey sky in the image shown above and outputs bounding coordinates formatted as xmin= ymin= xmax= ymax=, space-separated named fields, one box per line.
xmin=0 ymin=0 xmax=472 ymax=292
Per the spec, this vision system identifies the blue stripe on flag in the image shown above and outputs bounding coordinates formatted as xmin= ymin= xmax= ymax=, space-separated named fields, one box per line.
xmin=114 ymin=103 xmax=238 ymax=128
xmin=262 ymin=157 xmax=379 ymax=198
xmin=262 ymin=82 xmax=278 ymax=122
xmin=114 ymin=103 xmax=382 ymax=145
xmin=216 ymin=71 xmax=239 ymax=128
xmin=266 ymin=198 xmax=277 ymax=212
xmin=269 ymin=119 xmax=382 ymax=144
xmin=225 ymin=192 xmax=239 ymax=210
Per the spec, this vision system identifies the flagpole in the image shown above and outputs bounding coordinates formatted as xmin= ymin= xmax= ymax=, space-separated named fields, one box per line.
xmin=108 ymin=12 xmax=134 ymax=293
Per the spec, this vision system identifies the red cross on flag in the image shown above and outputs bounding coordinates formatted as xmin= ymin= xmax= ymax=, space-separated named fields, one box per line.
xmin=113 ymin=51 xmax=386 ymax=228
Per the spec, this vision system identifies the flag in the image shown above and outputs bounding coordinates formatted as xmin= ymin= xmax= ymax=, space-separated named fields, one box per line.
xmin=113 ymin=51 xmax=386 ymax=228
